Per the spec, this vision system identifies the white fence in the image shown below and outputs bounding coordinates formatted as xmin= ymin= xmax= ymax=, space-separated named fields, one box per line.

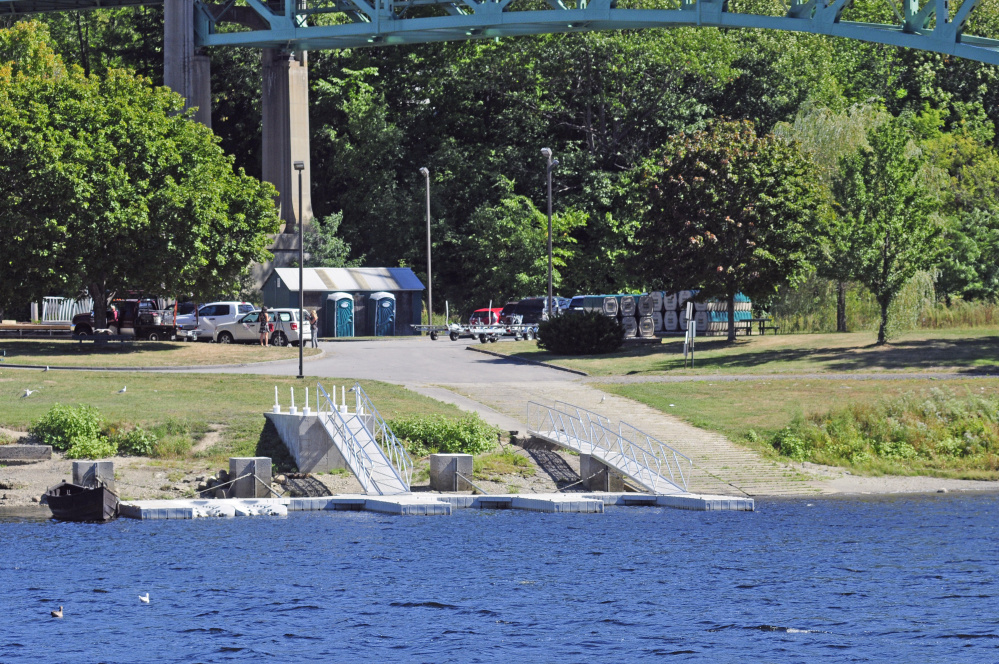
xmin=41 ymin=296 xmax=92 ymax=324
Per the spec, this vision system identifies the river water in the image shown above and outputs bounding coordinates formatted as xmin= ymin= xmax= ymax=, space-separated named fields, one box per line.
xmin=1 ymin=493 xmax=997 ymax=663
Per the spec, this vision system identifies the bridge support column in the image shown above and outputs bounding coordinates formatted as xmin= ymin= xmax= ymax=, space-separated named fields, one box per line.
xmin=163 ymin=0 xmax=211 ymax=127
xmin=262 ymin=48 xmax=313 ymax=268
xmin=580 ymin=454 xmax=625 ymax=492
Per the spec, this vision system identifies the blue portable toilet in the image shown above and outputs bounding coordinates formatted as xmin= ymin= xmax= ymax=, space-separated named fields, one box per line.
xmin=368 ymin=292 xmax=396 ymax=337
xmin=326 ymin=292 xmax=354 ymax=338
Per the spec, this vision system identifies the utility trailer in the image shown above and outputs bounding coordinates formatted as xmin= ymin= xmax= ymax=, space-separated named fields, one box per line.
xmin=410 ymin=322 xmax=539 ymax=342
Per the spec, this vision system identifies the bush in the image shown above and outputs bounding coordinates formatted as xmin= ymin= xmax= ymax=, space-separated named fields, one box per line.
xmin=537 ymin=311 xmax=624 ymax=355
xmin=389 ymin=413 xmax=498 ymax=456
xmin=65 ymin=436 xmax=119 ymax=460
xmin=30 ymin=404 xmax=105 ymax=452
xmin=115 ymin=427 xmax=157 ymax=456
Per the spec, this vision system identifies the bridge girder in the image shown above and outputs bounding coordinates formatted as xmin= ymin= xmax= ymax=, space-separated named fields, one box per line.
xmin=195 ymin=0 xmax=998 ymax=65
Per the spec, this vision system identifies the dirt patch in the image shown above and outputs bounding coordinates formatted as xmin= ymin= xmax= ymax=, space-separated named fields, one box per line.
xmin=191 ymin=424 xmax=225 ymax=454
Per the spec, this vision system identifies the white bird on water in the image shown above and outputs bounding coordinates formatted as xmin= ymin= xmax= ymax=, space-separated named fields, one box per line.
xmin=118 ymin=386 xmax=127 ymax=394
xmin=139 ymin=593 xmax=150 ymax=604
xmin=21 ymin=389 xmax=37 ymax=398
xmin=50 ymin=606 xmax=63 ymax=618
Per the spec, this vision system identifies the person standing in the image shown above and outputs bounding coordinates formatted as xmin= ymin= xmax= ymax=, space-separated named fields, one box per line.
xmin=259 ymin=306 xmax=270 ymax=347
xmin=309 ymin=309 xmax=319 ymax=348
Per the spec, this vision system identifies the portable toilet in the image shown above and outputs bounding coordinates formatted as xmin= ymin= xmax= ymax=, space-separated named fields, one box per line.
xmin=326 ymin=292 xmax=355 ymax=338
xmin=368 ymin=292 xmax=396 ymax=336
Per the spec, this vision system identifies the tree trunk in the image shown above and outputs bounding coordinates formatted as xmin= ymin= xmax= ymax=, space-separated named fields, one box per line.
xmin=89 ymin=282 xmax=108 ymax=330
xmin=877 ymin=299 xmax=889 ymax=345
xmin=836 ymin=281 xmax=847 ymax=333
xmin=727 ymin=291 xmax=736 ymax=343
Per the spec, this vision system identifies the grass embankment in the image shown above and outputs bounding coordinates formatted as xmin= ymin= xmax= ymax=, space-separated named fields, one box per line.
xmin=0 ymin=370 xmax=464 ymax=469
xmin=498 ymin=327 xmax=999 ymax=376
xmin=600 ymin=378 xmax=999 ymax=480
xmin=0 ymin=339 xmax=320 ymax=368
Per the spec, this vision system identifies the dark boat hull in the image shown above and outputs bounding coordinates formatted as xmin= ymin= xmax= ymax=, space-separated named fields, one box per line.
xmin=45 ymin=483 xmax=119 ymax=522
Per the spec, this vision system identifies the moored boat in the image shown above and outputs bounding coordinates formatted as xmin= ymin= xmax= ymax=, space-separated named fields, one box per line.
xmin=44 ymin=481 xmax=119 ymax=522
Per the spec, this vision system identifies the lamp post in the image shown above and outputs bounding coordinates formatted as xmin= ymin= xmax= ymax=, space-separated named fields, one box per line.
xmin=541 ymin=147 xmax=559 ymax=319
xmin=294 ymin=160 xmax=305 ymax=379
xmin=419 ymin=167 xmax=432 ymax=330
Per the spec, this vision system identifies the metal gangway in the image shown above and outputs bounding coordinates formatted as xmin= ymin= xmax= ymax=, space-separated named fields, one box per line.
xmin=527 ymin=401 xmax=693 ymax=495
xmin=316 ymin=382 xmax=412 ymax=495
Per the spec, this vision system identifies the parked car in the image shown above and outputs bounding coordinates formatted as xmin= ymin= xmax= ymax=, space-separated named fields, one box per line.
xmin=213 ymin=308 xmax=312 ymax=347
xmin=499 ymin=301 xmax=521 ymax=326
xmin=512 ymin=296 xmax=570 ymax=324
xmin=173 ymin=301 xmax=255 ymax=340
xmin=468 ymin=308 xmax=503 ymax=326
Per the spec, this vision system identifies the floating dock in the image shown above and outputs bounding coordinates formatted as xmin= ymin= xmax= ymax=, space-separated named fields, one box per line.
xmin=120 ymin=492 xmax=753 ymax=519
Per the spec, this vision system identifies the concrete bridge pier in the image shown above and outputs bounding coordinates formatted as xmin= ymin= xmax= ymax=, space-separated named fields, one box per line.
xmin=262 ymin=48 xmax=314 ymax=268
xmin=163 ymin=0 xmax=211 ymax=127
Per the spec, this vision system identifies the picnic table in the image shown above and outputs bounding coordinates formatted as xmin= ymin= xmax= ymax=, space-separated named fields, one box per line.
xmin=744 ymin=317 xmax=780 ymax=335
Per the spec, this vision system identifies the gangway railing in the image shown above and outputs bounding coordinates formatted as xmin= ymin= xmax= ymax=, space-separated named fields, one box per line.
xmin=316 ymin=382 xmax=411 ymax=495
xmin=526 ymin=401 xmax=692 ymax=494
xmin=351 ymin=382 xmax=413 ymax=490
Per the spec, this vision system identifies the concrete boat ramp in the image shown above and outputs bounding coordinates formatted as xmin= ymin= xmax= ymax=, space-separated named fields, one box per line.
xmin=121 ymin=491 xmax=753 ymax=520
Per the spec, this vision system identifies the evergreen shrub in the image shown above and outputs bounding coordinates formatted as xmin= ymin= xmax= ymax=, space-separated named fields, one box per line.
xmin=537 ymin=311 xmax=624 ymax=355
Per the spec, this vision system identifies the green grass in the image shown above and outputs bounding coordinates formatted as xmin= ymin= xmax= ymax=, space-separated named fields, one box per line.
xmin=494 ymin=327 xmax=999 ymax=376
xmin=600 ymin=377 xmax=999 ymax=479
xmin=473 ymin=451 xmax=535 ymax=481
xmin=0 ymin=339 xmax=320 ymax=368
xmin=0 ymin=369 xmax=466 ymax=469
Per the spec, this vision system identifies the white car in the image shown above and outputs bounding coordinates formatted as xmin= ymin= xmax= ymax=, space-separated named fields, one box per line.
xmin=171 ymin=301 xmax=255 ymax=340
xmin=213 ymin=309 xmax=312 ymax=347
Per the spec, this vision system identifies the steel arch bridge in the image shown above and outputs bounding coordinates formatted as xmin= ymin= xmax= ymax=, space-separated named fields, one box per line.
xmin=3 ymin=0 xmax=999 ymax=65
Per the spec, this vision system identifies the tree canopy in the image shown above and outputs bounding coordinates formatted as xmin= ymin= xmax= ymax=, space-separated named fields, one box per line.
xmin=0 ymin=22 xmax=280 ymax=324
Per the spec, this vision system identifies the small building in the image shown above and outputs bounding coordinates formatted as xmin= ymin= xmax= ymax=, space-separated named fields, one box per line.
xmin=261 ymin=267 xmax=425 ymax=337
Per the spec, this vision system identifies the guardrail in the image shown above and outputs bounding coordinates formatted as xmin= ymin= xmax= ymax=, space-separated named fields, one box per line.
xmin=317 ymin=383 xmax=378 ymax=494
xmin=526 ymin=401 xmax=692 ymax=494
xmin=350 ymin=382 xmax=412 ymax=491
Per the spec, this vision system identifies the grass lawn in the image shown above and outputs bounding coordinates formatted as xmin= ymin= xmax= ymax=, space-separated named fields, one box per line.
xmin=0 ymin=369 xmax=463 ymax=468
xmin=600 ymin=377 xmax=999 ymax=479
xmin=497 ymin=327 xmax=999 ymax=376
xmin=0 ymin=339 xmax=320 ymax=367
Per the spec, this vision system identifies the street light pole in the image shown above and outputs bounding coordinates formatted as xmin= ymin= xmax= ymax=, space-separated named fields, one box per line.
xmin=419 ymin=167 xmax=432 ymax=329
xmin=294 ymin=160 xmax=305 ymax=379
xmin=541 ymin=148 xmax=559 ymax=319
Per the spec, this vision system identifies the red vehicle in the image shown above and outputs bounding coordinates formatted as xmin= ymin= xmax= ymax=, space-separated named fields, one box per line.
xmin=468 ymin=308 xmax=503 ymax=326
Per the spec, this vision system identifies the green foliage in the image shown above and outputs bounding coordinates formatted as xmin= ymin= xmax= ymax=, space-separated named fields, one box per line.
xmin=113 ymin=426 xmax=157 ymax=456
xmin=537 ymin=311 xmax=625 ymax=355
xmin=303 ymin=212 xmax=357 ymax=268
xmin=30 ymin=403 xmax=104 ymax=452
xmin=64 ymin=436 xmax=119 ymax=460
xmin=0 ymin=21 xmax=280 ymax=319
xmin=473 ymin=451 xmax=535 ymax=480
xmin=390 ymin=413 xmax=498 ymax=456
xmin=769 ymin=388 xmax=999 ymax=474
xmin=832 ymin=116 xmax=941 ymax=343
xmin=637 ymin=119 xmax=822 ymax=340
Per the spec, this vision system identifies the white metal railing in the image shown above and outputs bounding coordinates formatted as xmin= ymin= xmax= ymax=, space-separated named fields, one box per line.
xmin=317 ymin=383 xmax=378 ymax=494
xmin=351 ymin=382 xmax=412 ymax=490
xmin=526 ymin=401 xmax=693 ymax=494
xmin=42 ymin=296 xmax=92 ymax=323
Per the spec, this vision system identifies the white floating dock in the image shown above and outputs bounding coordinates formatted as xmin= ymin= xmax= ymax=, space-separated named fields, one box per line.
xmin=120 ymin=492 xmax=753 ymax=520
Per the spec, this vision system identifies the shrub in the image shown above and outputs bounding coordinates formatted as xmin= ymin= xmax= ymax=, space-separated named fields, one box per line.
xmin=65 ymin=436 xmax=119 ymax=460
xmin=537 ymin=311 xmax=624 ymax=355
xmin=389 ymin=413 xmax=498 ymax=456
xmin=30 ymin=404 xmax=105 ymax=452
xmin=115 ymin=427 xmax=157 ymax=456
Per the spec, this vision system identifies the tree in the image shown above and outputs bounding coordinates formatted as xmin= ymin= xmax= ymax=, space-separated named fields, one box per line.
xmin=0 ymin=22 xmax=280 ymax=325
xmin=831 ymin=117 xmax=940 ymax=344
xmin=303 ymin=212 xmax=356 ymax=268
xmin=637 ymin=119 xmax=821 ymax=341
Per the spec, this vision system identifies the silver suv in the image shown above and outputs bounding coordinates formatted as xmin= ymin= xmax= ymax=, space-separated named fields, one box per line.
xmin=169 ymin=301 xmax=255 ymax=340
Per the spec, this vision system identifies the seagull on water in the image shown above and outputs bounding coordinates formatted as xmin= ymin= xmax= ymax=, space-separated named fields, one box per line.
xmin=118 ymin=386 xmax=127 ymax=394
xmin=139 ymin=593 xmax=149 ymax=603
xmin=21 ymin=389 xmax=37 ymax=398
xmin=50 ymin=606 xmax=63 ymax=618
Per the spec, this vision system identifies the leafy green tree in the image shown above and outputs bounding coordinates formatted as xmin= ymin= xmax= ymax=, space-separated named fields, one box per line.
xmin=303 ymin=212 xmax=356 ymax=268
xmin=831 ymin=117 xmax=940 ymax=344
xmin=637 ymin=119 xmax=821 ymax=341
xmin=0 ymin=22 xmax=280 ymax=326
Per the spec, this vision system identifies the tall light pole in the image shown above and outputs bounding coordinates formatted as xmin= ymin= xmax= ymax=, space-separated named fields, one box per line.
xmin=294 ymin=160 xmax=305 ymax=379
xmin=419 ymin=167 xmax=432 ymax=329
xmin=541 ymin=147 xmax=559 ymax=319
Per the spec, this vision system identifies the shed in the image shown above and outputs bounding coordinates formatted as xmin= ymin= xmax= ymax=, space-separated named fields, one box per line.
xmin=262 ymin=267 xmax=425 ymax=337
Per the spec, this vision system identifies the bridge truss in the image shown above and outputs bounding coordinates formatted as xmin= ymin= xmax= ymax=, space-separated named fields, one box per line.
xmin=2 ymin=0 xmax=998 ymax=65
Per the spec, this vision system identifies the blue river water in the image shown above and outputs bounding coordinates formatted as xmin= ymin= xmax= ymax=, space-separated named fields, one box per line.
xmin=1 ymin=493 xmax=997 ymax=663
